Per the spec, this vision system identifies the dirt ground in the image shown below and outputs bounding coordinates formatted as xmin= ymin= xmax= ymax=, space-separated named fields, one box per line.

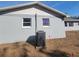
xmin=0 ymin=31 xmax=79 ymax=57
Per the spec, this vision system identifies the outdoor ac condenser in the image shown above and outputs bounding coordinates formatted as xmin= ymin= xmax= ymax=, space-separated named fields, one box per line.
xmin=36 ymin=31 xmax=46 ymax=49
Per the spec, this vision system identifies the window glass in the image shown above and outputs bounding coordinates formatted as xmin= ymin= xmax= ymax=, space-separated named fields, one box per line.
xmin=78 ymin=22 xmax=79 ymax=25
xmin=23 ymin=23 xmax=31 ymax=26
xmin=23 ymin=18 xmax=31 ymax=26
xmin=23 ymin=18 xmax=31 ymax=22
xmin=65 ymin=22 xmax=67 ymax=27
xmin=69 ymin=22 xmax=73 ymax=26
xmin=43 ymin=18 xmax=49 ymax=26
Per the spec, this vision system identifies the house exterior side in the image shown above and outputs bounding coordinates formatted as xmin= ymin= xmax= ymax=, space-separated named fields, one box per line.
xmin=0 ymin=2 xmax=66 ymax=44
xmin=64 ymin=17 xmax=79 ymax=31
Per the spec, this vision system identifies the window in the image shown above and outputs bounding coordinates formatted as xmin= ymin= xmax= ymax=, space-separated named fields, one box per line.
xmin=65 ymin=22 xmax=67 ymax=27
xmin=23 ymin=18 xmax=31 ymax=27
xmin=69 ymin=22 xmax=73 ymax=26
xmin=78 ymin=22 xmax=79 ymax=25
xmin=43 ymin=18 xmax=49 ymax=26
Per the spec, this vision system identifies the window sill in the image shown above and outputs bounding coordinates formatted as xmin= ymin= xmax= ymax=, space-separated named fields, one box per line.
xmin=43 ymin=26 xmax=49 ymax=27
xmin=22 ymin=26 xmax=31 ymax=28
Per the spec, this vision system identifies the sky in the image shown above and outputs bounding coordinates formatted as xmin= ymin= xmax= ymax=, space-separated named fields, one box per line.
xmin=0 ymin=1 xmax=79 ymax=16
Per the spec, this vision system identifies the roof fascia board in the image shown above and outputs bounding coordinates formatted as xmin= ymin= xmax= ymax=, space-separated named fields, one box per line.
xmin=0 ymin=2 xmax=69 ymax=17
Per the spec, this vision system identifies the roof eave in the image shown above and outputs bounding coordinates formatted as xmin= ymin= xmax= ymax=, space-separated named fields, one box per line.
xmin=0 ymin=2 xmax=68 ymax=17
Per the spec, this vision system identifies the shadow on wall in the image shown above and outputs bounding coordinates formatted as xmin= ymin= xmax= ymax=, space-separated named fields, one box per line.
xmin=26 ymin=35 xmax=36 ymax=47
xmin=26 ymin=31 xmax=46 ymax=48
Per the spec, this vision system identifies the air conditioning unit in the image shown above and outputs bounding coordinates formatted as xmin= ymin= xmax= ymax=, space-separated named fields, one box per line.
xmin=36 ymin=31 xmax=46 ymax=49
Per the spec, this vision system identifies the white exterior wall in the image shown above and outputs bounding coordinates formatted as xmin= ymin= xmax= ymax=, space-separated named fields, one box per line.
xmin=0 ymin=7 xmax=66 ymax=44
xmin=37 ymin=15 xmax=65 ymax=39
xmin=0 ymin=15 xmax=36 ymax=44
xmin=65 ymin=22 xmax=79 ymax=31
xmin=6 ymin=7 xmax=65 ymax=39
xmin=4 ymin=7 xmax=66 ymax=39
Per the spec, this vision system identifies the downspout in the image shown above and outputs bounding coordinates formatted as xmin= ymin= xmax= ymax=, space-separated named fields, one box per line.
xmin=35 ymin=14 xmax=37 ymax=48
xmin=35 ymin=14 xmax=37 ymax=33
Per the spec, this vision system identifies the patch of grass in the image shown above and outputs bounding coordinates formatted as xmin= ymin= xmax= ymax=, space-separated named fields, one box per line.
xmin=0 ymin=31 xmax=78 ymax=56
